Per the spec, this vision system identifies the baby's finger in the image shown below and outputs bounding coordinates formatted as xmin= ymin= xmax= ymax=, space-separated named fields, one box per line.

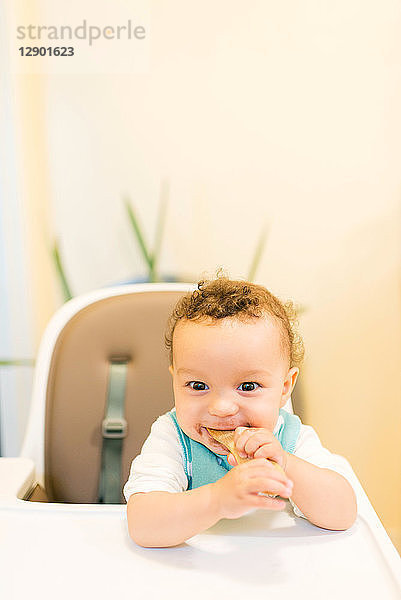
xmin=234 ymin=427 xmax=257 ymax=457
xmin=253 ymin=445 xmax=286 ymax=470
xmin=242 ymin=458 xmax=290 ymax=486
xmin=242 ymin=494 xmax=286 ymax=510
xmin=253 ymin=444 xmax=281 ymax=461
xmin=243 ymin=432 xmax=274 ymax=457
xmin=246 ymin=476 xmax=293 ymax=498
xmin=226 ymin=453 xmax=237 ymax=466
xmin=250 ymin=494 xmax=287 ymax=511
xmin=260 ymin=479 xmax=293 ymax=498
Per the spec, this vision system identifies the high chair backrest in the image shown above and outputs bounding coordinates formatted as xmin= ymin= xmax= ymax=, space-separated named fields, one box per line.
xmin=21 ymin=283 xmax=195 ymax=504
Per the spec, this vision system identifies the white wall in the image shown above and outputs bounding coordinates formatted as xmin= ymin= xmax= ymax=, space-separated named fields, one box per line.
xmin=6 ymin=0 xmax=401 ymax=545
xmin=0 ymin=1 xmax=35 ymax=455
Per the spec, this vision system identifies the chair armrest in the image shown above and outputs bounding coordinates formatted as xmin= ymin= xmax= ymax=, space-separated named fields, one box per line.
xmin=0 ymin=457 xmax=36 ymax=501
xmin=332 ymin=454 xmax=401 ymax=573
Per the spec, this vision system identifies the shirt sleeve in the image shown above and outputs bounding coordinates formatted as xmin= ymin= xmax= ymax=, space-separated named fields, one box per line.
xmin=289 ymin=424 xmax=358 ymax=519
xmin=123 ymin=413 xmax=188 ymax=502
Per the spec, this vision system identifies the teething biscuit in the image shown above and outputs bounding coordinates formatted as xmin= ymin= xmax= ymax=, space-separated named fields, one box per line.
xmin=206 ymin=427 xmax=286 ymax=498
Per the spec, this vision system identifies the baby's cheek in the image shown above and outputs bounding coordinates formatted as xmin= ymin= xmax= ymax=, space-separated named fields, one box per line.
xmin=174 ymin=412 xmax=192 ymax=436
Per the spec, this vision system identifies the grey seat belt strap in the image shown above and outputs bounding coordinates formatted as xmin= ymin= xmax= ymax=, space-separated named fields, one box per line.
xmin=98 ymin=359 xmax=129 ymax=504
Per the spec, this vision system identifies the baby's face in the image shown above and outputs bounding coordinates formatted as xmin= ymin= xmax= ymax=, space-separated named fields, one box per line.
xmin=169 ymin=316 xmax=298 ymax=455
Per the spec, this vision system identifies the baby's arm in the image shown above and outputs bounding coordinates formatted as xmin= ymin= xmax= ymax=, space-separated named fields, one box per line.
xmin=127 ymin=486 xmax=219 ymax=548
xmin=232 ymin=425 xmax=357 ymax=531
xmin=127 ymin=459 xmax=292 ymax=548
xmin=285 ymin=453 xmax=357 ymax=530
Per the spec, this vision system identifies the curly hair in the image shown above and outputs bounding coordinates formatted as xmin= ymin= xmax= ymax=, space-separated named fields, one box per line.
xmin=165 ymin=273 xmax=304 ymax=368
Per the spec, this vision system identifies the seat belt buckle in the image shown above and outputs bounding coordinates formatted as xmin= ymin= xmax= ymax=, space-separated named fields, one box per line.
xmin=102 ymin=417 xmax=128 ymax=439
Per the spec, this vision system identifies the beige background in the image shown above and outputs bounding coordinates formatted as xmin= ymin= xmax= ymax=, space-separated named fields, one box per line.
xmin=5 ymin=1 xmax=401 ymax=549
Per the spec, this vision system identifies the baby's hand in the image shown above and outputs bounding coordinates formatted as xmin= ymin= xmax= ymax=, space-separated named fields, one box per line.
xmin=228 ymin=427 xmax=288 ymax=471
xmin=211 ymin=458 xmax=293 ymax=519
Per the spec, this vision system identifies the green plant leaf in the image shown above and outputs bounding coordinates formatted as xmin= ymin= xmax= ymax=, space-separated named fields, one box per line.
xmin=124 ymin=198 xmax=153 ymax=273
xmin=0 ymin=359 xmax=35 ymax=366
xmin=52 ymin=240 xmax=73 ymax=302
xmin=247 ymin=225 xmax=269 ymax=282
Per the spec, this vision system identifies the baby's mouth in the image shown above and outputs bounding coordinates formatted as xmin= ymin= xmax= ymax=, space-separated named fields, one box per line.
xmin=200 ymin=427 xmax=231 ymax=453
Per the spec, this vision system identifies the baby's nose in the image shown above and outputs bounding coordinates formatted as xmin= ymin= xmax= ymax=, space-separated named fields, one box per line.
xmin=207 ymin=394 xmax=239 ymax=417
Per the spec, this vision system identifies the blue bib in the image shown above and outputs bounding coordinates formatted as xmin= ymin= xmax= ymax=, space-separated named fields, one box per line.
xmin=168 ymin=409 xmax=301 ymax=490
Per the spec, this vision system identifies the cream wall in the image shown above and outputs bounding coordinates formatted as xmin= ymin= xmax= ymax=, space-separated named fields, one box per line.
xmin=8 ymin=1 xmax=401 ymax=547
xmin=5 ymin=1 xmax=60 ymax=348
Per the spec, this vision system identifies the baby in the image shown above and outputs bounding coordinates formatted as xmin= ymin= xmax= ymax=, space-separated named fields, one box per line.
xmin=124 ymin=276 xmax=357 ymax=547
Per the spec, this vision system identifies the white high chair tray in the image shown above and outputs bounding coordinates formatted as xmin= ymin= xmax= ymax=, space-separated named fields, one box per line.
xmin=1 ymin=460 xmax=400 ymax=600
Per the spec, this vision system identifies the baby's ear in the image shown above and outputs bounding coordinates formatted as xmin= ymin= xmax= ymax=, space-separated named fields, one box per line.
xmin=280 ymin=367 xmax=299 ymax=407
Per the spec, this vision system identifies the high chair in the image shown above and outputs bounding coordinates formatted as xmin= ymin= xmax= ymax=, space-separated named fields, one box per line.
xmin=2 ymin=283 xmax=196 ymax=505
xmin=1 ymin=283 xmax=400 ymax=600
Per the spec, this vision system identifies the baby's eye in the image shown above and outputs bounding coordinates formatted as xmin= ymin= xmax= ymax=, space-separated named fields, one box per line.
xmin=187 ymin=381 xmax=209 ymax=391
xmin=238 ymin=382 xmax=259 ymax=392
